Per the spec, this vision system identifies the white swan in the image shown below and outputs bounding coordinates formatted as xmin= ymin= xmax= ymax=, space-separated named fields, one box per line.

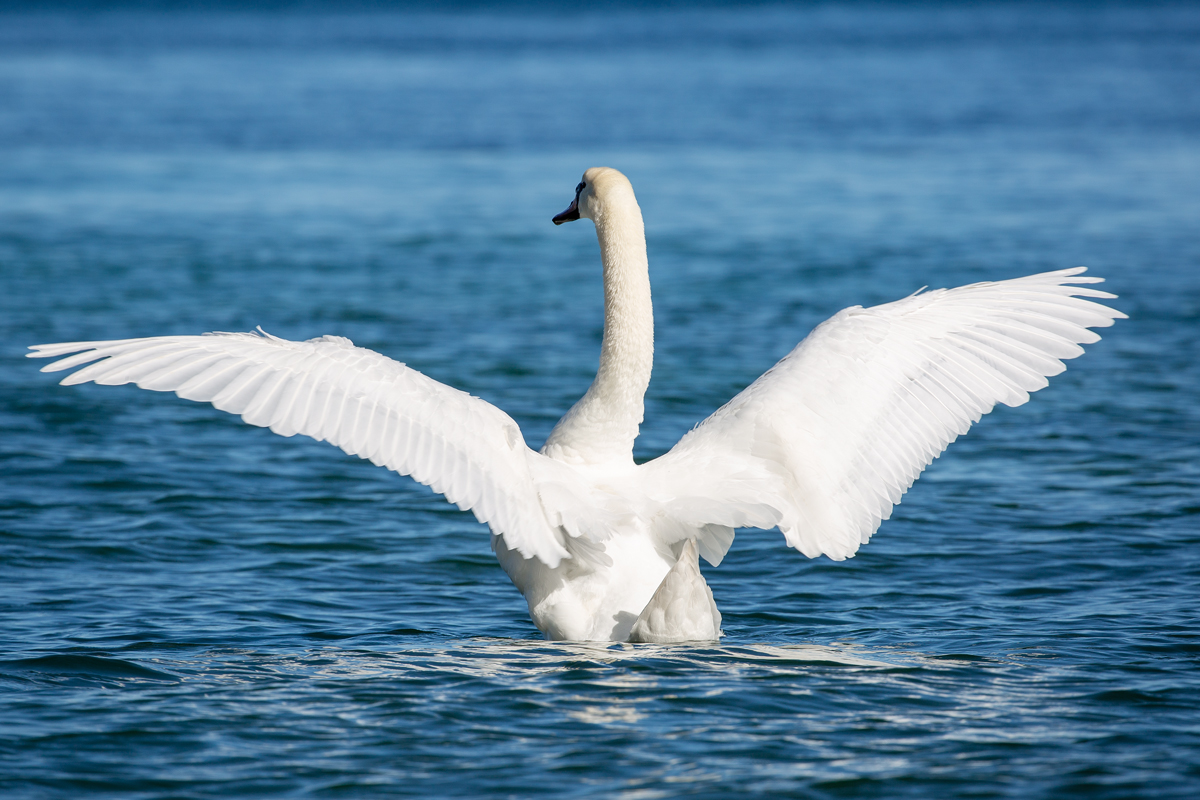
xmin=29 ymin=167 xmax=1125 ymax=643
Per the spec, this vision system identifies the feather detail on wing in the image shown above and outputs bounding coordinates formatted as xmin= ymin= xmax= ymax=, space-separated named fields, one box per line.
xmin=641 ymin=268 xmax=1126 ymax=563
xmin=28 ymin=330 xmax=571 ymax=566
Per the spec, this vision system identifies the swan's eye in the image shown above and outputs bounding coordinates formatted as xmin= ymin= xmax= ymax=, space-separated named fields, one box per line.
xmin=576 ymin=182 xmax=586 ymax=195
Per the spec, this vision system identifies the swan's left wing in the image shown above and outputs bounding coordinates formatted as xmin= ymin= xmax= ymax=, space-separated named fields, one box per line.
xmin=29 ymin=330 xmax=571 ymax=565
xmin=640 ymin=268 xmax=1125 ymax=563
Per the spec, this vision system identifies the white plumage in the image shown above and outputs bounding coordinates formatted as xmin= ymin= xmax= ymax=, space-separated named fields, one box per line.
xmin=30 ymin=167 xmax=1125 ymax=642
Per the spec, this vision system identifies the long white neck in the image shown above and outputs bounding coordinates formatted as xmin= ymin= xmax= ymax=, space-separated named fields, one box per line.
xmin=542 ymin=197 xmax=653 ymax=466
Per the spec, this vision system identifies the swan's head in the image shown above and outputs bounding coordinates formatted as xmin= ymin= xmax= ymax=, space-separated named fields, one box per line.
xmin=552 ymin=167 xmax=635 ymax=225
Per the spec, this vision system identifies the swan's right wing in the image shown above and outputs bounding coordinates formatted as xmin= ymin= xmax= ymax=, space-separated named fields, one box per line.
xmin=29 ymin=330 xmax=571 ymax=566
xmin=642 ymin=268 xmax=1125 ymax=563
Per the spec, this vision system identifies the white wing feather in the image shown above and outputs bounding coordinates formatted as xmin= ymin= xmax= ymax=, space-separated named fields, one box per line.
xmin=642 ymin=268 xmax=1126 ymax=562
xmin=28 ymin=330 xmax=571 ymax=566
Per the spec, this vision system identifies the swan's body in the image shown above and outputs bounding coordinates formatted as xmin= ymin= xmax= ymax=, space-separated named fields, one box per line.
xmin=29 ymin=167 xmax=1125 ymax=642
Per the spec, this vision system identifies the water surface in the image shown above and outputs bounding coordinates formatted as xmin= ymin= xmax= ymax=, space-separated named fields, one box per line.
xmin=1 ymin=4 xmax=1198 ymax=798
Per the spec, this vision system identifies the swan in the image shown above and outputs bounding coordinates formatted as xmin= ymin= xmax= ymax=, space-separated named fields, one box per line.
xmin=29 ymin=167 xmax=1125 ymax=643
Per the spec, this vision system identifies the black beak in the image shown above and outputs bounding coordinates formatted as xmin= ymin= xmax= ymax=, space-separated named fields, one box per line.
xmin=552 ymin=197 xmax=580 ymax=225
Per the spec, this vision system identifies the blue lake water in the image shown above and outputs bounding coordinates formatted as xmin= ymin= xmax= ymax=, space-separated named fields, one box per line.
xmin=1 ymin=3 xmax=1198 ymax=797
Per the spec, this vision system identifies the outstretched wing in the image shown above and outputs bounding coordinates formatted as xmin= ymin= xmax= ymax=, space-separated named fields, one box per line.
xmin=29 ymin=330 xmax=571 ymax=566
xmin=642 ymin=268 xmax=1125 ymax=562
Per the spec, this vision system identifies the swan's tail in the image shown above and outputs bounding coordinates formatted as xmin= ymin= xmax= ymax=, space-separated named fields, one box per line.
xmin=628 ymin=539 xmax=722 ymax=643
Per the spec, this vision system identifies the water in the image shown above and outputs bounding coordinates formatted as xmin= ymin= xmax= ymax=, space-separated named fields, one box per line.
xmin=1 ymin=3 xmax=1198 ymax=797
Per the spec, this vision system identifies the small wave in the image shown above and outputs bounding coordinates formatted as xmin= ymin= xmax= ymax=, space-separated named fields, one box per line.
xmin=0 ymin=654 xmax=178 ymax=683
